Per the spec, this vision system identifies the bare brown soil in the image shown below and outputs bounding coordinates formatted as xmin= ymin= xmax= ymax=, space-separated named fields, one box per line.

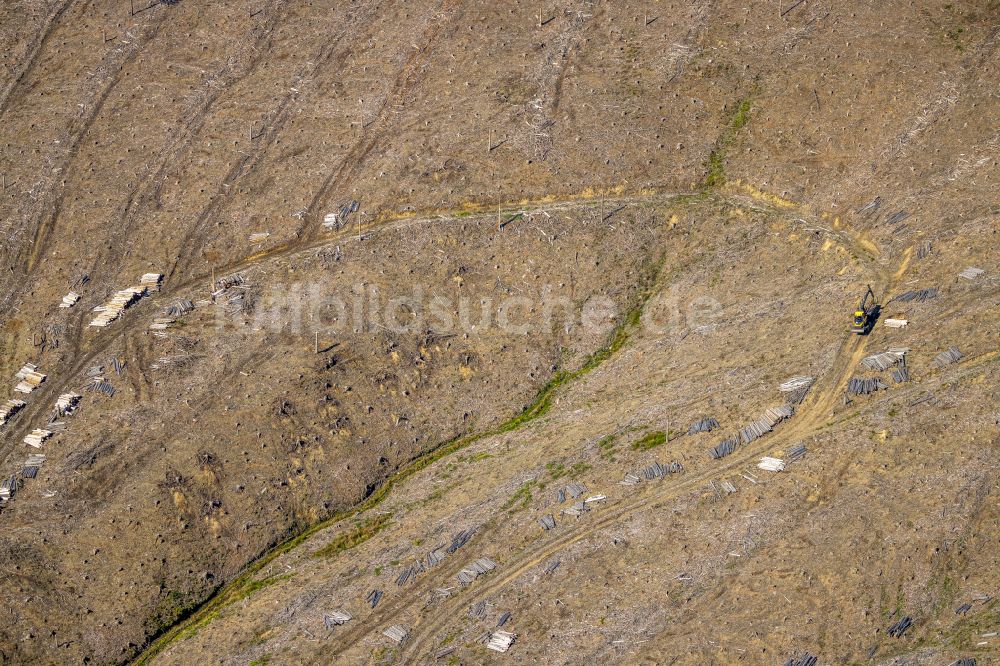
xmin=0 ymin=0 xmax=997 ymax=664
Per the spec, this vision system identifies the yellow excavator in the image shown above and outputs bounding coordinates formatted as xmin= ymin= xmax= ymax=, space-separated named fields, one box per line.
xmin=851 ymin=285 xmax=880 ymax=334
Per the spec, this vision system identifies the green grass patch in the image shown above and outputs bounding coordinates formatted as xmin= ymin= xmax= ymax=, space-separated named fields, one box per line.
xmin=598 ymin=434 xmax=617 ymax=461
xmin=701 ymin=93 xmax=755 ymax=190
xmin=235 ymin=573 xmax=295 ymax=603
xmin=503 ymin=480 xmax=537 ymax=513
xmin=704 ymin=151 xmax=726 ymax=188
xmin=731 ymin=98 xmax=752 ymax=132
xmin=546 ymin=461 xmax=567 ymax=480
xmin=631 ymin=430 xmax=666 ymax=451
xmin=946 ymin=26 xmax=965 ymax=50
xmin=948 ymin=598 xmax=1000 ymax=649
xmin=547 ymin=460 xmax=591 ymax=481
xmin=140 ymin=589 xmax=200 ymax=642
xmin=172 ymin=573 xmax=293 ymax=644
xmin=313 ymin=513 xmax=392 ymax=558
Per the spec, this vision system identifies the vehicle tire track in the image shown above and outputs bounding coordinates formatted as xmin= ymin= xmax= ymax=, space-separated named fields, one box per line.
xmin=395 ymin=266 xmax=910 ymax=659
xmin=397 ymin=335 xmax=871 ymax=660
xmin=90 ymin=3 xmax=294 ymax=289
xmin=0 ymin=0 xmax=77 ymax=118
xmin=165 ymin=0 xmax=388 ymax=283
xmin=0 ymin=192 xmax=913 ymax=659
xmin=294 ymin=0 xmax=463 ymax=242
xmin=15 ymin=12 xmax=170 ymax=283
xmin=319 ymin=269 xmax=888 ymax=660
xmin=0 ymin=190 xmax=733 ymax=469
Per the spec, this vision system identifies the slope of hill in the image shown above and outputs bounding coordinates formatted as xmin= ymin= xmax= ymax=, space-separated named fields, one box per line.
xmin=0 ymin=0 xmax=996 ymax=664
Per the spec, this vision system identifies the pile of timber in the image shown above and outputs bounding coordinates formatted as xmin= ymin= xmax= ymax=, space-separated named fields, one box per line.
xmin=164 ymin=300 xmax=194 ymax=317
xmin=212 ymin=273 xmax=245 ymax=298
xmin=779 ymin=376 xmax=814 ymax=392
xmin=782 ymin=654 xmax=818 ymax=666
xmin=23 ymin=429 xmax=53 ymax=448
xmin=786 ymin=443 xmax=807 ymax=463
xmin=538 ymin=514 xmax=555 ymax=530
xmin=739 ymin=405 xmax=794 ymax=444
xmin=847 ymin=377 xmax=888 ymax=395
xmin=14 ymin=363 xmax=46 ymax=394
xmin=561 ymin=501 xmax=589 ymax=517
xmin=54 ymin=393 xmax=82 ymax=416
xmin=780 ymin=376 xmax=815 ymax=405
xmin=564 ymin=481 xmax=586 ymax=499
xmin=446 ymin=527 xmax=476 ymax=553
xmin=469 ymin=600 xmax=487 ymax=619
xmin=382 ymin=624 xmax=409 ymax=644
xmin=861 ymin=348 xmax=909 ymax=371
xmin=139 ymin=273 xmax=163 ymax=291
xmin=22 ymin=453 xmax=45 ymax=479
xmin=486 ymin=631 xmax=517 ymax=653
xmin=958 ymin=267 xmax=984 ymax=280
xmin=59 ymin=291 xmax=80 ymax=308
xmin=0 ymin=399 xmax=26 ymax=426
xmin=642 ymin=461 xmax=682 ymax=479
xmin=323 ymin=610 xmax=352 ymax=628
xmin=425 ymin=548 xmax=445 ymax=568
xmin=396 ymin=560 xmax=426 ymax=587
xmin=88 ymin=379 xmax=116 ymax=397
xmin=0 ymin=475 xmax=18 ymax=501
xmin=886 ymin=209 xmax=909 ymax=225
xmin=89 ymin=286 xmax=147 ymax=327
xmin=323 ymin=200 xmax=359 ymax=230
xmin=621 ymin=472 xmax=641 ymax=485
xmin=687 ymin=416 xmax=720 ymax=434
xmin=758 ymin=456 xmax=785 ymax=472
xmin=457 ymin=557 xmax=497 ymax=584
xmin=934 ymin=347 xmax=963 ymax=367
xmin=710 ymin=437 xmax=739 ymax=460
xmin=887 ymin=616 xmax=913 ymax=637
xmin=883 ymin=318 xmax=908 ymax=328
xmin=890 ymin=288 xmax=938 ymax=303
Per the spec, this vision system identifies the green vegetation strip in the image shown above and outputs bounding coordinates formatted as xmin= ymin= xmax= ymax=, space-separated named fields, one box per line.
xmin=312 ymin=513 xmax=393 ymax=558
xmin=132 ymin=246 xmax=666 ymax=666
xmin=703 ymin=93 xmax=754 ymax=190
xmin=631 ymin=430 xmax=666 ymax=451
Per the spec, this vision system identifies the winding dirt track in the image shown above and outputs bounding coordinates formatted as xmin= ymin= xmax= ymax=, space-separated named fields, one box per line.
xmin=0 ymin=172 xmax=897 ymax=663
xmin=303 ymin=235 xmax=902 ymax=661
xmin=0 ymin=190 xmax=678 ymax=467
xmin=374 ymin=334 xmax=874 ymax=662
